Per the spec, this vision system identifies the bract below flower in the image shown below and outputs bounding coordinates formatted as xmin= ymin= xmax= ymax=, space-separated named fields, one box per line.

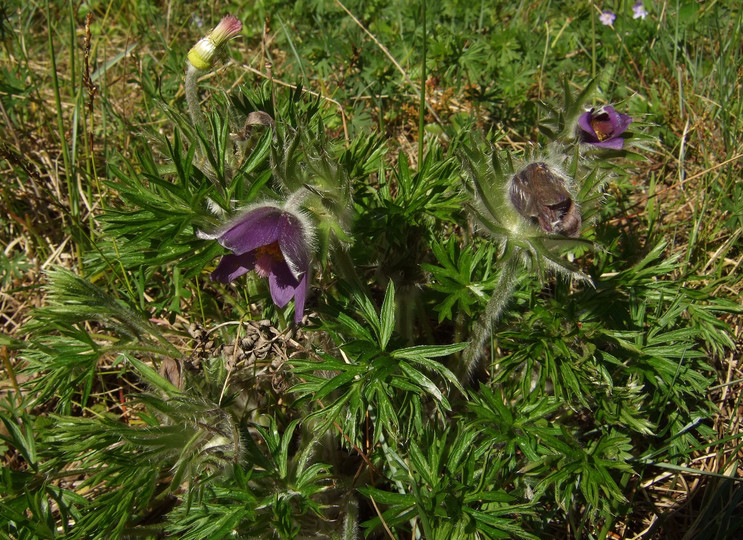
xmin=577 ymin=106 xmax=633 ymax=149
xmin=187 ymin=14 xmax=242 ymax=71
xmin=204 ymin=205 xmax=312 ymax=323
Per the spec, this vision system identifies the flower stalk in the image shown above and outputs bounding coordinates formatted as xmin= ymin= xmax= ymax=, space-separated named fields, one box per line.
xmin=457 ymin=252 xmax=521 ymax=383
xmin=185 ymin=64 xmax=206 ymax=131
xmin=185 ymin=15 xmax=242 ymax=134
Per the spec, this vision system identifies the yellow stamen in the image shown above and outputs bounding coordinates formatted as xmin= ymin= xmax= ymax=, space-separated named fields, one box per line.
xmin=255 ymin=242 xmax=284 ymax=261
xmin=590 ymin=118 xmax=610 ymax=141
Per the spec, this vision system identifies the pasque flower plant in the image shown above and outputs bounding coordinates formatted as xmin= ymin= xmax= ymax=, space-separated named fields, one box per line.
xmin=458 ymin=139 xmax=594 ymax=381
xmin=183 ymin=15 xmax=320 ymax=324
xmin=456 ymin=90 xmax=635 ymax=382
xmin=200 ymin=203 xmax=314 ymax=323
xmin=183 ymin=15 xmax=352 ymax=325
xmin=13 ymin=2 xmax=735 ymax=539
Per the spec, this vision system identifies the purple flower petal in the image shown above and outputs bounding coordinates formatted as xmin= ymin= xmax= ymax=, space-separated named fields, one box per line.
xmin=217 ymin=206 xmax=283 ymax=255
xmin=292 ymin=274 xmax=308 ymax=323
xmin=599 ymin=10 xmax=616 ymax=26
xmin=632 ymin=1 xmax=648 ymax=19
xmin=588 ymin=137 xmax=626 ymax=150
xmin=268 ymin=260 xmax=300 ymax=308
xmin=605 ymin=106 xmax=632 ymax=137
xmin=211 ymin=252 xmax=256 ymax=283
xmin=577 ymin=111 xmax=595 ymax=138
xmin=277 ymin=212 xmax=310 ymax=280
xmin=205 ymin=204 xmax=313 ymax=322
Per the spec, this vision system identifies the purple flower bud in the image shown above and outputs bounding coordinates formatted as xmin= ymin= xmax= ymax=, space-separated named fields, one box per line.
xmin=577 ymin=106 xmax=633 ymax=149
xmin=509 ymin=162 xmax=582 ymax=237
xmin=204 ymin=205 xmax=312 ymax=323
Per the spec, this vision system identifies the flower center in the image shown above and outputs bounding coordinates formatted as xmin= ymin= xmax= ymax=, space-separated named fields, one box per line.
xmin=590 ymin=114 xmax=612 ymax=141
xmin=253 ymin=242 xmax=284 ymax=278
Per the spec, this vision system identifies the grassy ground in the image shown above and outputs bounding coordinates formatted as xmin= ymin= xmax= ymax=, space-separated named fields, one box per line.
xmin=1 ymin=0 xmax=742 ymax=538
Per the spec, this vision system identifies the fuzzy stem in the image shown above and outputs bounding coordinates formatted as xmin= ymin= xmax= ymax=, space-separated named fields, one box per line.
xmin=458 ymin=252 xmax=522 ymax=383
xmin=1 ymin=346 xmax=21 ymax=407
xmin=342 ymin=495 xmax=359 ymax=540
xmin=185 ymin=64 xmax=206 ymax=132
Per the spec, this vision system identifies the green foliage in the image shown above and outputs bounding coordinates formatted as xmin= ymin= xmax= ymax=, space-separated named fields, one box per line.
xmin=2 ymin=1 xmax=742 ymax=539
xmin=350 ymin=141 xmax=466 ymax=295
xmin=0 ymin=250 xmax=32 ymax=288
xmin=422 ymin=237 xmax=498 ymax=322
xmin=360 ymin=423 xmax=536 ymax=539
xmin=293 ymin=282 xmax=466 ymax=446
xmin=18 ymin=268 xmax=181 ymax=411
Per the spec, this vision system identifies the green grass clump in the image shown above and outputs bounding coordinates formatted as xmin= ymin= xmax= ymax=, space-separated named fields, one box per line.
xmin=1 ymin=1 xmax=742 ymax=538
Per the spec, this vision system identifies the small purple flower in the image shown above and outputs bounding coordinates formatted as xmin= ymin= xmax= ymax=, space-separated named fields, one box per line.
xmin=203 ymin=205 xmax=312 ymax=323
xmin=191 ymin=14 xmax=204 ymax=28
xmin=599 ymin=10 xmax=616 ymax=26
xmin=632 ymin=1 xmax=648 ymax=19
xmin=577 ymin=106 xmax=633 ymax=149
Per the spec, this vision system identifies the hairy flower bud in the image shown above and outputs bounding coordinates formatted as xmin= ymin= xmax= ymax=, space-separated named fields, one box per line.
xmin=509 ymin=162 xmax=581 ymax=237
xmin=187 ymin=14 xmax=242 ymax=71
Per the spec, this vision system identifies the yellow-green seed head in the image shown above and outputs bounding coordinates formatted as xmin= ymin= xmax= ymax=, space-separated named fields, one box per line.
xmin=187 ymin=14 xmax=242 ymax=71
